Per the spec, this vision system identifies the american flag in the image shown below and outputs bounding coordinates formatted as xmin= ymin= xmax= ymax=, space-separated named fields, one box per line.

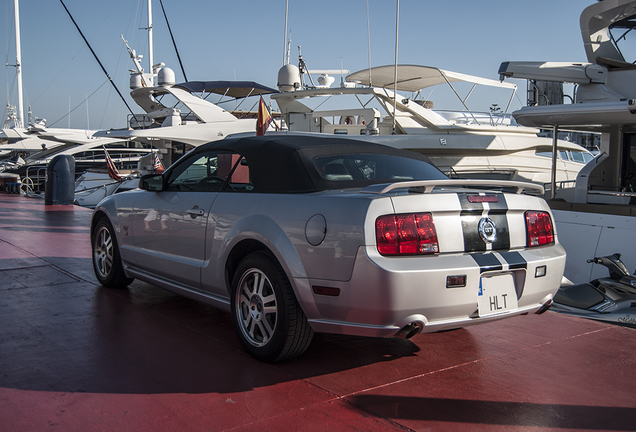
xmin=103 ymin=146 xmax=121 ymax=181
xmin=153 ymin=152 xmax=165 ymax=174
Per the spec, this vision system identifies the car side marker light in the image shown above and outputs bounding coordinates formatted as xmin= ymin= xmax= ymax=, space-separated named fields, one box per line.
xmin=535 ymin=265 xmax=547 ymax=278
xmin=313 ymin=286 xmax=341 ymax=297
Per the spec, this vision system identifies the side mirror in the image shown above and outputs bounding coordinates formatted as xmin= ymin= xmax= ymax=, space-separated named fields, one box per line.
xmin=139 ymin=174 xmax=165 ymax=191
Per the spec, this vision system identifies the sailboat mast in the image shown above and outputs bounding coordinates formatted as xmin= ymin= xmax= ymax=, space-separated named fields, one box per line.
xmin=282 ymin=0 xmax=289 ymax=65
xmin=392 ymin=0 xmax=399 ymax=134
xmin=147 ymin=0 xmax=154 ymax=82
xmin=13 ymin=0 xmax=24 ymax=128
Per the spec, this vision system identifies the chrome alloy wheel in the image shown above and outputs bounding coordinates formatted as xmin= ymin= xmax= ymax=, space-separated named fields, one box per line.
xmin=235 ymin=268 xmax=278 ymax=347
xmin=93 ymin=225 xmax=114 ymax=280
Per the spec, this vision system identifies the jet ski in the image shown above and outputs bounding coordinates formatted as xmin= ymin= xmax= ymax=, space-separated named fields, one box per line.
xmin=552 ymin=253 xmax=636 ymax=328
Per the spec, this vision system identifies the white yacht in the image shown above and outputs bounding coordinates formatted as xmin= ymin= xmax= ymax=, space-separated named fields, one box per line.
xmin=1 ymin=0 xmax=117 ymax=166
xmin=498 ymin=0 xmax=636 ymax=284
xmin=91 ymin=23 xmax=278 ymax=169
xmin=272 ymin=61 xmax=594 ymax=185
xmin=3 ymin=0 xmax=277 ymax=201
xmin=94 ymin=74 xmax=278 ymax=167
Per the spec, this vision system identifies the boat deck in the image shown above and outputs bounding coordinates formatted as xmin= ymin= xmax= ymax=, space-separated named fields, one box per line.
xmin=1 ymin=193 xmax=635 ymax=432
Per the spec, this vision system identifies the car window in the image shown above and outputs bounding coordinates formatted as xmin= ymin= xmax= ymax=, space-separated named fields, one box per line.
xmin=313 ymin=153 xmax=446 ymax=182
xmin=166 ymin=151 xmax=253 ymax=192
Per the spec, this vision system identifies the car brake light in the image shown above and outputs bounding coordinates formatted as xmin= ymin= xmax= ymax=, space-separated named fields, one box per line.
xmin=525 ymin=211 xmax=554 ymax=247
xmin=376 ymin=213 xmax=439 ymax=256
xmin=467 ymin=195 xmax=499 ymax=203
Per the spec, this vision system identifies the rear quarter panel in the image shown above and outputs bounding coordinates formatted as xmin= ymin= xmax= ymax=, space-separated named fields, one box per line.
xmin=201 ymin=191 xmax=387 ymax=295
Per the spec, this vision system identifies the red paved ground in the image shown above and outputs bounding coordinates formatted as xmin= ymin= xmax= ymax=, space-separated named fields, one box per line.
xmin=1 ymin=193 xmax=635 ymax=431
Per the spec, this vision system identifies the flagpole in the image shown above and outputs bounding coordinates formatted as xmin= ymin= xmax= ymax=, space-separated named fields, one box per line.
xmin=392 ymin=0 xmax=399 ymax=135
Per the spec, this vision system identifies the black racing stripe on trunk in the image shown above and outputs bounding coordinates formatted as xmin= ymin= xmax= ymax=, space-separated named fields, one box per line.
xmin=459 ymin=193 xmax=511 ymax=252
xmin=459 ymin=194 xmax=486 ymax=252
xmin=489 ymin=213 xmax=510 ymax=250
xmin=472 ymin=253 xmax=503 ymax=273
xmin=458 ymin=194 xmax=485 ymax=212
xmin=461 ymin=215 xmax=486 ymax=252
xmin=490 ymin=194 xmax=510 ymax=250
xmin=499 ymin=251 xmax=527 ymax=270
xmin=460 ymin=209 xmax=480 ymax=217
xmin=486 ymin=194 xmax=508 ymax=211
xmin=499 ymin=251 xmax=527 ymax=300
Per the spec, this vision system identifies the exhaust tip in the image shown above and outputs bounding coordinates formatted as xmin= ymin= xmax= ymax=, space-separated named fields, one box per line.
xmin=395 ymin=322 xmax=423 ymax=339
xmin=535 ymin=298 xmax=553 ymax=315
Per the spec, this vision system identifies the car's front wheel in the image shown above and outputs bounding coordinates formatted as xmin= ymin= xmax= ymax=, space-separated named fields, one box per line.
xmin=92 ymin=218 xmax=133 ymax=288
xmin=231 ymin=251 xmax=313 ymax=362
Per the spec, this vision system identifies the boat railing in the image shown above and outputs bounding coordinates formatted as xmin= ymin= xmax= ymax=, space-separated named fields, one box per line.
xmin=435 ymin=110 xmax=517 ymax=127
xmin=128 ymin=112 xmax=200 ymax=129
xmin=22 ymin=165 xmax=47 ymax=195
xmin=588 ymin=189 xmax=636 ymax=197
xmin=128 ymin=114 xmax=156 ymax=129
xmin=544 ymin=179 xmax=577 ymax=191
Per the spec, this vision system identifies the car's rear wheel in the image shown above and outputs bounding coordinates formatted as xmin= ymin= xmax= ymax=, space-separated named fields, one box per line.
xmin=231 ymin=251 xmax=313 ymax=362
xmin=92 ymin=218 xmax=133 ymax=288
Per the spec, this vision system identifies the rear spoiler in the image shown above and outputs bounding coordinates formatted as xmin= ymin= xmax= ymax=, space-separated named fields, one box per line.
xmin=360 ymin=179 xmax=544 ymax=195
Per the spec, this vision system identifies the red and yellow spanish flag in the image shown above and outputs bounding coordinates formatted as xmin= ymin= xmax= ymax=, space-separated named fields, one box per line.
xmin=256 ymin=96 xmax=273 ymax=136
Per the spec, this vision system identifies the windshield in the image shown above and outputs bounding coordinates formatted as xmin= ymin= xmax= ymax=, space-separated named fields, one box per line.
xmin=609 ymin=16 xmax=636 ymax=63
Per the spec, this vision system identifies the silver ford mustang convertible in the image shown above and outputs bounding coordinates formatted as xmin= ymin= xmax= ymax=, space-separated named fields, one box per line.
xmin=91 ymin=135 xmax=565 ymax=362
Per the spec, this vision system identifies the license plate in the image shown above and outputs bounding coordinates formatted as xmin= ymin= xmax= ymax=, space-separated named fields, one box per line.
xmin=477 ymin=273 xmax=518 ymax=317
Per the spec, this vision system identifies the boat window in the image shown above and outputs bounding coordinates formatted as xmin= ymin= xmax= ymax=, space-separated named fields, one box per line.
xmin=568 ymin=151 xmax=587 ymax=164
xmin=74 ymin=151 xmax=96 ymax=161
xmin=535 ymin=151 xmax=553 ymax=159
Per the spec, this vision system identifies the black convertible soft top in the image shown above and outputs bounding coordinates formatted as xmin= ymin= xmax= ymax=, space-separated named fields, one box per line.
xmin=183 ymin=134 xmax=446 ymax=193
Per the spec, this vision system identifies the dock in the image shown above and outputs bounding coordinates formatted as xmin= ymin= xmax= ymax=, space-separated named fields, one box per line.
xmin=1 ymin=193 xmax=634 ymax=431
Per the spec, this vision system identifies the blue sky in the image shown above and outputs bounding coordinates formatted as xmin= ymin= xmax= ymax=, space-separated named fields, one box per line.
xmin=2 ymin=0 xmax=595 ymax=130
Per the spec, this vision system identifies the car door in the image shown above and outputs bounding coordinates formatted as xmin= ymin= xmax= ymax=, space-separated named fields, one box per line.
xmin=131 ymin=150 xmax=241 ymax=288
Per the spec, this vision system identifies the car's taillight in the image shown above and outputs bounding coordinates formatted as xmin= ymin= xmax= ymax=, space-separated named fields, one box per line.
xmin=525 ymin=211 xmax=554 ymax=247
xmin=376 ymin=213 xmax=439 ymax=256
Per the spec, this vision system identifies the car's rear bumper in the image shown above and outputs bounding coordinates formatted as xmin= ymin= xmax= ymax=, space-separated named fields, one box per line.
xmin=298 ymin=244 xmax=566 ymax=337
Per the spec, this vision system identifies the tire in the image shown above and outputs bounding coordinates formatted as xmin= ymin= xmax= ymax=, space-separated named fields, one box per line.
xmin=231 ymin=251 xmax=314 ymax=362
xmin=92 ymin=218 xmax=133 ymax=288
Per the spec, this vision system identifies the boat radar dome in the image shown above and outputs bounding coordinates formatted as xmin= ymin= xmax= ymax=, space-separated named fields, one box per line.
xmin=317 ymin=74 xmax=336 ymax=88
xmin=158 ymin=67 xmax=176 ymax=87
xmin=277 ymin=64 xmax=301 ymax=92
xmin=130 ymin=73 xmax=144 ymax=90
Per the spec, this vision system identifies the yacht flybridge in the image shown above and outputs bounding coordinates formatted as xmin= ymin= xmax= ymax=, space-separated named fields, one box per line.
xmin=499 ymin=0 xmax=636 ymax=205
xmin=272 ymin=62 xmax=594 ymax=185
xmin=94 ymin=75 xmax=279 ymax=166
xmin=498 ymin=0 xmax=636 ymax=284
xmin=93 ymin=35 xmax=278 ymax=168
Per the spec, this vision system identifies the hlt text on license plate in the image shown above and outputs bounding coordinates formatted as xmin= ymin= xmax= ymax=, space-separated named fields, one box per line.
xmin=477 ymin=273 xmax=519 ymax=317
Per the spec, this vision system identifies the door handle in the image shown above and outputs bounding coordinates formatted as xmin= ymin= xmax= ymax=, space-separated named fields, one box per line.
xmin=187 ymin=207 xmax=205 ymax=217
